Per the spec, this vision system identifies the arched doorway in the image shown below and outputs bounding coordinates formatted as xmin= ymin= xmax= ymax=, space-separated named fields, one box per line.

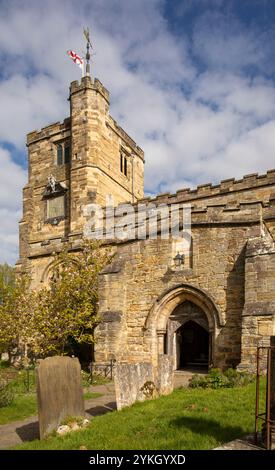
xmin=144 ymin=283 xmax=224 ymax=369
xmin=167 ymin=300 xmax=210 ymax=370
xmin=176 ymin=320 xmax=209 ymax=369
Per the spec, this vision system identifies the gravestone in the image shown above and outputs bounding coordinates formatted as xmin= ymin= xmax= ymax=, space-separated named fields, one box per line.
xmin=114 ymin=357 xmax=174 ymax=410
xmin=36 ymin=356 xmax=85 ymax=439
xmin=157 ymin=354 xmax=174 ymax=395
xmin=114 ymin=362 xmax=154 ymax=410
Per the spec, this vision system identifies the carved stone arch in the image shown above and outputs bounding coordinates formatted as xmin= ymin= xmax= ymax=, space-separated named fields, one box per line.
xmin=41 ymin=257 xmax=80 ymax=283
xmin=145 ymin=283 xmax=224 ymax=335
xmin=144 ymin=283 xmax=224 ymax=369
xmin=172 ymin=304 xmax=209 ymax=332
xmin=41 ymin=260 xmax=60 ymax=283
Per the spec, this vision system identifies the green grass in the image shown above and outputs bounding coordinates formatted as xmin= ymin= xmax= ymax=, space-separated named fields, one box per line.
xmin=0 ymin=362 xmax=103 ymax=425
xmin=81 ymin=370 xmax=111 ymax=387
xmin=83 ymin=391 xmax=102 ymax=400
xmin=16 ymin=380 xmax=265 ymax=450
xmin=0 ymin=391 xmax=102 ymax=426
xmin=0 ymin=394 xmax=37 ymax=425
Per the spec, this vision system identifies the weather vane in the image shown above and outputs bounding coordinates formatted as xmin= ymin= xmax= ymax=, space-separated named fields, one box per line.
xmin=83 ymin=27 xmax=93 ymax=77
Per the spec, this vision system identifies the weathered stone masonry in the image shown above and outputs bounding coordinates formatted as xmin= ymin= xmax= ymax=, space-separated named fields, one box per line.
xmin=95 ymin=199 xmax=275 ymax=371
xmin=17 ymin=75 xmax=275 ymax=372
xmin=17 ymin=76 xmax=144 ymax=288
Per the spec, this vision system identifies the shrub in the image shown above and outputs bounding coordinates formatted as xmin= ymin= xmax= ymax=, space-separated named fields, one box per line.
xmin=188 ymin=374 xmax=209 ymax=389
xmin=0 ymin=378 xmax=14 ymax=407
xmin=224 ymin=368 xmax=254 ymax=387
xmin=189 ymin=368 xmax=255 ymax=389
xmin=208 ymin=368 xmax=230 ymax=389
xmin=81 ymin=369 xmax=92 ymax=388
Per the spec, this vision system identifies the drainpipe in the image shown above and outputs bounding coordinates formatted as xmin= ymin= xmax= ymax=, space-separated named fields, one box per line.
xmin=131 ymin=153 xmax=135 ymax=203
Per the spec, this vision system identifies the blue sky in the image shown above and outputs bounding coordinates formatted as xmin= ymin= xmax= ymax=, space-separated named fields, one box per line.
xmin=1 ymin=0 xmax=275 ymax=264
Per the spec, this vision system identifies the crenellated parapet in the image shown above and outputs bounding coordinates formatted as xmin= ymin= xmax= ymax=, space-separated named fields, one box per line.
xmin=107 ymin=116 xmax=144 ymax=160
xmin=27 ymin=118 xmax=71 ymax=146
xmin=138 ymin=170 xmax=275 ymax=207
xmin=70 ymin=76 xmax=110 ymax=104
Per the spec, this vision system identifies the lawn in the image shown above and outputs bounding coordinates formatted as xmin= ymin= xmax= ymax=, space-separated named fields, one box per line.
xmin=0 ymin=391 xmax=102 ymax=426
xmin=16 ymin=380 xmax=265 ymax=450
xmin=0 ymin=363 xmax=103 ymax=425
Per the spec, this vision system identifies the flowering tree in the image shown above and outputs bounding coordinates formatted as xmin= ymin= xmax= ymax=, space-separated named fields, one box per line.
xmin=34 ymin=240 xmax=112 ymax=356
xmin=0 ymin=263 xmax=15 ymax=305
xmin=0 ymin=240 xmax=111 ymax=363
xmin=0 ymin=274 xmax=36 ymax=363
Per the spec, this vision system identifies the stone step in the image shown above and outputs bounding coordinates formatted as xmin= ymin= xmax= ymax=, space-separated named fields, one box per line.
xmin=173 ymin=369 xmax=207 ymax=389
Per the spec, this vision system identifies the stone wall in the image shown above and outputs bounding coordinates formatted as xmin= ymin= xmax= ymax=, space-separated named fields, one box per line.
xmin=238 ymin=233 xmax=275 ymax=371
xmin=95 ymin=202 xmax=272 ymax=372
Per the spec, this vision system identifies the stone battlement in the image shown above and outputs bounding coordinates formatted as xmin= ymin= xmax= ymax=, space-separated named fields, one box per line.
xmin=137 ymin=170 xmax=275 ymax=206
xmin=70 ymin=76 xmax=110 ymax=103
xmin=27 ymin=117 xmax=71 ymax=145
xmin=107 ymin=118 xmax=144 ymax=159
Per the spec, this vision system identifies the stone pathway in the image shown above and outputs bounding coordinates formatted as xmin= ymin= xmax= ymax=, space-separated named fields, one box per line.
xmin=214 ymin=434 xmax=264 ymax=450
xmin=0 ymin=383 xmax=116 ymax=450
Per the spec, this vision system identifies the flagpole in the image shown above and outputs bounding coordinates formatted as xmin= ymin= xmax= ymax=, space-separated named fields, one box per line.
xmin=84 ymin=27 xmax=92 ymax=77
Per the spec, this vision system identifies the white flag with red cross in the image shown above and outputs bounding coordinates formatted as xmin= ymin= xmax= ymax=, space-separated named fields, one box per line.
xmin=67 ymin=50 xmax=84 ymax=74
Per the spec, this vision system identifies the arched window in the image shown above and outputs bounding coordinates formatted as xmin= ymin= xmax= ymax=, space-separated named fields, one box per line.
xmin=57 ymin=144 xmax=63 ymax=165
xmin=56 ymin=140 xmax=71 ymax=166
xmin=120 ymin=151 xmax=128 ymax=177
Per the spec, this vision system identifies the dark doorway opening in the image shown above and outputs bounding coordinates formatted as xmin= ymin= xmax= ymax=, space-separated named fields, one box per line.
xmin=177 ymin=320 xmax=209 ymax=369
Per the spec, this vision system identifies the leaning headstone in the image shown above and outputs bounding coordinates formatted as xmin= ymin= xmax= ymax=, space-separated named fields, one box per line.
xmin=36 ymin=356 xmax=85 ymax=439
xmin=114 ymin=362 xmax=154 ymax=410
xmin=157 ymin=354 xmax=174 ymax=395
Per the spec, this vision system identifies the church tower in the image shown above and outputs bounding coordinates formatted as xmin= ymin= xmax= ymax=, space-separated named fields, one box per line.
xmin=16 ymin=75 xmax=144 ymax=286
xmin=69 ymin=76 xmax=144 ymax=232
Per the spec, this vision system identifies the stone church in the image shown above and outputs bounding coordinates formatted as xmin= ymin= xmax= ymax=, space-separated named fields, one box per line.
xmin=17 ymin=75 xmax=275 ymax=373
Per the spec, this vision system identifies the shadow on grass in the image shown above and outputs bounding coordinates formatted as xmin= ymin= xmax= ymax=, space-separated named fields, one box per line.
xmin=14 ymin=401 xmax=116 ymax=444
xmin=171 ymin=415 xmax=246 ymax=443
xmin=16 ymin=421 xmax=39 ymax=442
xmin=86 ymin=401 xmax=117 ymax=417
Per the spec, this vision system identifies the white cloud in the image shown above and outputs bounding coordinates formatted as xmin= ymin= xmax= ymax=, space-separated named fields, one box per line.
xmin=192 ymin=10 xmax=270 ymax=73
xmin=0 ymin=147 xmax=27 ymax=264
xmin=0 ymin=74 xmax=68 ymax=146
xmin=1 ymin=0 xmax=275 ymax=263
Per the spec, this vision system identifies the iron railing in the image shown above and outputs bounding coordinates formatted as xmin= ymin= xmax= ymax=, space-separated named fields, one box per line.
xmin=89 ymin=359 xmax=116 ymax=382
xmin=255 ymin=346 xmax=275 ymax=450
